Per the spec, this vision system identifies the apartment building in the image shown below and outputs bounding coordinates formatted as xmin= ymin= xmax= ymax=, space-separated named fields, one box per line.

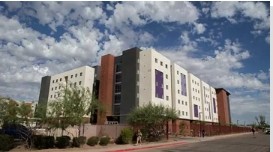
xmin=38 ymin=66 xmax=95 ymax=115
xmin=171 ymin=63 xmax=190 ymax=120
xmin=37 ymin=47 xmax=226 ymax=127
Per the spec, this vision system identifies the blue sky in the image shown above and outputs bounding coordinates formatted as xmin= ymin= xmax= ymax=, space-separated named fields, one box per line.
xmin=0 ymin=2 xmax=269 ymax=124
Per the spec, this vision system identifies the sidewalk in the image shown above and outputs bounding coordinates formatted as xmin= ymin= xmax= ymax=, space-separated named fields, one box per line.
xmin=11 ymin=132 xmax=251 ymax=152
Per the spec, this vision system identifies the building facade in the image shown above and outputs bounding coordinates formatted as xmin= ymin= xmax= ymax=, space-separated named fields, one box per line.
xmin=37 ymin=47 xmax=228 ymax=128
xmin=216 ymin=88 xmax=231 ymax=125
xmin=38 ymin=66 xmax=95 ymax=116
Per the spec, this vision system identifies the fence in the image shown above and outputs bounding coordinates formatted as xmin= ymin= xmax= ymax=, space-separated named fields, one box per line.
xmin=190 ymin=122 xmax=251 ymax=137
xmin=40 ymin=124 xmax=130 ymax=139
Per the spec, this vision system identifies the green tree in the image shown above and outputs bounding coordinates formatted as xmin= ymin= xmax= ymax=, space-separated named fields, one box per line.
xmin=255 ymin=115 xmax=268 ymax=131
xmin=128 ymin=103 xmax=178 ymax=141
xmin=47 ymin=84 xmax=104 ymax=136
xmin=18 ymin=102 xmax=33 ymax=126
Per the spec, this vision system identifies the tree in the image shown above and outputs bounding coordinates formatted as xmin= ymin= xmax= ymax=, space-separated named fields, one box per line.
xmin=47 ymin=83 xmax=104 ymax=136
xmin=18 ymin=102 xmax=33 ymax=126
xmin=128 ymin=103 xmax=178 ymax=141
xmin=255 ymin=115 xmax=268 ymax=131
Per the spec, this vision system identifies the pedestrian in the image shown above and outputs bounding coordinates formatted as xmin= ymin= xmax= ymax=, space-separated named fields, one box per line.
xmin=135 ymin=129 xmax=142 ymax=145
xmin=202 ymin=129 xmax=205 ymax=138
xmin=251 ymin=127 xmax=255 ymax=137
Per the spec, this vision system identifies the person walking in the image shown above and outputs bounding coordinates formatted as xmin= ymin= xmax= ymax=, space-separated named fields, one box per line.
xmin=251 ymin=127 xmax=256 ymax=137
xmin=202 ymin=129 xmax=205 ymax=138
xmin=135 ymin=129 xmax=142 ymax=145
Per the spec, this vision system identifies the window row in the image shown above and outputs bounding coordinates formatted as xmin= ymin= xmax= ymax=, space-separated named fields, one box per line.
xmin=177 ymin=99 xmax=188 ymax=106
xmin=52 ymin=72 xmax=83 ymax=83
xmin=51 ymin=81 xmax=82 ymax=91
xmin=192 ymin=88 xmax=200 ymax=93
xmin=155 ymin=58 xmax=169 ymax=69
xmin=178 ymin=110 xmax=188 ymax=116
xmin=50 ymin=93 xmax=61 ymax=99
xmin=191 ymin=80 xmax=199 ymax=86
xmin=192 ymin=96 xmax=200 ymax=101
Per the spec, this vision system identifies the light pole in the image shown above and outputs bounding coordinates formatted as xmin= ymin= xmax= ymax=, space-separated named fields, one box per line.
xmin=237 ymin=120 xmax=239 ymax=126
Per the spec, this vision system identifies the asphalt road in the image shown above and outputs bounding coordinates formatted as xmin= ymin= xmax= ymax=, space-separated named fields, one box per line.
xmin=140 ymin=133 xmax=270 ymax=152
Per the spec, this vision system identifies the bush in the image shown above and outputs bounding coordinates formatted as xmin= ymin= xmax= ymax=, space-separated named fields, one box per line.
xmin=120 ymin=128 xmax=133 ymax=144
xmin=87 ymin=136 xmax=99 ymax=146
xmin=72 ymin=136 xmax=86 ymax=147
xmin=33 ymin=135 xmax=52 ymax=149
xmin=55 ymin=136 xmax=70 ymax=148
xmin=99 ymin=136 xmax=110 ymax=146
xmin=0 ymin=134 xmax=14 ymax=151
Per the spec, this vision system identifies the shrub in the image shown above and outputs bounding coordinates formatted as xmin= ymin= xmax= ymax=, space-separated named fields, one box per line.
xmin=72 ymin=136 xmax=86 ymax=147
xmin=99 ymin=136 xmax=110 ymax=146
xmin=33 ymin=135 xmax=46 ymax=149
xmin=44 ymin=136 xmax=55 ymax=148
xmin=55 ymin=136 xmax=70 ymax=148
xmin=0 ymin=134 xmax=14 ymax=151
xmin=120 ymin=128 xmax=133 ymax=144
xmin=78 ymin=136 xmax=87 ymax=144
xmin=87 ymin=136 xmax=99 ymax=146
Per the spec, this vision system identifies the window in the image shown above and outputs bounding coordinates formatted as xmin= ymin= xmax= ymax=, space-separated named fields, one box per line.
xmin=71 ymin=75 xmax=73 ymax=78
xmin=166 ymin=96 xmax=169 ymax=101
xmin=59 ymin=86 xmax=61 ymax=89
xmin=178 ymin=90 xmax=180 ymax=94
xmin=54 ymin=95 xmax=56 ymax=98
xmin=193 ymin=88 xmax=194 ymax=91
xmin=114 ymin=94 xmax=121 ymax=104
xmin=115 ymin=74 xmax=122 ymax=82
xmin=178 ymin=110 xmax=181 ymax=115
xmin=70 ymin=83 xmax=72 ymax=87
xmin=55 ymin=87 xmax=57 ymax=90
xmin=192 ymin=80 xmax=194 ymax=83
xmin=186 ymin=112 xmax=188 ymax=116
xmin=182 ymin=111 xmax=184 ymax=116
xmin=79 ymin=81 xmax=82 ymax=85
xmin=51 ymin=88 xmax=53 ymax=91
xmin=52 ymin=80 xmax=54 ymax=83
xmin=185 ymin=102 xmax=187 ymax=105
xmin=165 ymin=74 xmax=168 ymax=79
xmin=166 ymin=85 xmax=168 ymax=90
xmin=51 ymin=95 xmax=52 ymax=98
xmin=74 ymin=82 xmax=76 ymax=86
xmin=160 ymin=61 xmax=163 ymax=66
xmin=178 ymin=99 xmax=180 ymax=104
xmin=182 ymin=100 xmax=184 ymax=105
xmin=56 ymin=79 xmax=58 ymax=83
xmin=165 ymin=64 xmax=168 ymax=69
xmin=115 ymin=84 xmax=121 ymax=93
xmin=193 ymin=96 xmax=195 ymax=100
xmin=116 ymin=64 xmax=122 ymax=72
xmin=177 ymin=71 xmax=179 ymax=75
xmin=177 ymin=80 xmax=179 ymax=84
xmin=155 ymin=58 xmax=158 ymax=63
xmin=75 ymin=74 xmax=77 ymax=77
xmin=80 ymin=72 xmax=83 ymax=76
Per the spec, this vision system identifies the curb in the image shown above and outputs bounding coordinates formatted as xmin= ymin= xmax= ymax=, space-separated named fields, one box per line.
xmin=106 ymin=141 xmax=188 ymax=152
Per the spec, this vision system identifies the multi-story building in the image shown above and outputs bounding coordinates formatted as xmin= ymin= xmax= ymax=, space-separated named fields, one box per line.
xmin=216 ymin=88 xmax=231 ymax=125
xmin=37 ymin=47 xmax=226 ymax=130
xmin=188 ymin=73 xmax=202 ymax=121
xmin=171 ymin=63 xmax=190 ymax=120
xmin=139 ymin=49 xmax=172 ymax=108
xmin=38 ymin=66 xmax=95 ymax=116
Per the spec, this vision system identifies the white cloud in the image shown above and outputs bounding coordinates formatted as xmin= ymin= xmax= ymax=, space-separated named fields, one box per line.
xmin=160 ymin=39 xmax=268 ymax=91
xmin=193 ymin=22 xmax=206 ymax=34
xmin=104 ymin=1 xmax=200 ymax=31
xmin=211 ymin=2 xmax=269 ymax=30
xmin=265 ymin=35 xmax=270 ymax=44
xmin=196 ymin=36 xmax=219 ymax=46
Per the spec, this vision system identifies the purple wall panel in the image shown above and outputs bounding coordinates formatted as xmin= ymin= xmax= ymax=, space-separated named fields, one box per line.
xmin=194 ymin=104 xmax=198 ymax=118
xmin=181 ymin=73 xmax=187 ymax=96
xmin=213 ymin=98 xmax=216 ymax=113
xmin=155 ymin=69 xmax=164 ymax=99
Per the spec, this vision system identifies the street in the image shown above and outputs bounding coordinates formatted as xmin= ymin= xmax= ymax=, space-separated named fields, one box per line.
xmin=140 ymin=133 xmax=270 ymax=152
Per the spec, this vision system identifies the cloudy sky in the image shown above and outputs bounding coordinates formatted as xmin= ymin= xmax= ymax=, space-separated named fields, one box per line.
xmin=0 ymin=2 xmax=270 ymax=124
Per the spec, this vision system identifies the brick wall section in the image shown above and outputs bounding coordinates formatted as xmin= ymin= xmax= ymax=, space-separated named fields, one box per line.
xmin=98 ymin=54 xmax=115 ymax=124
xmin=216 ymin=88 xmax=231 ymax=125
xmin=172 ymin=119 xmax=191 ymax=136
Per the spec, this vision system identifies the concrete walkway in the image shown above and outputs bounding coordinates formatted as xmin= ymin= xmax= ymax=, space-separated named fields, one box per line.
xmin=11 ymin=132 xmax=252 ymax=152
